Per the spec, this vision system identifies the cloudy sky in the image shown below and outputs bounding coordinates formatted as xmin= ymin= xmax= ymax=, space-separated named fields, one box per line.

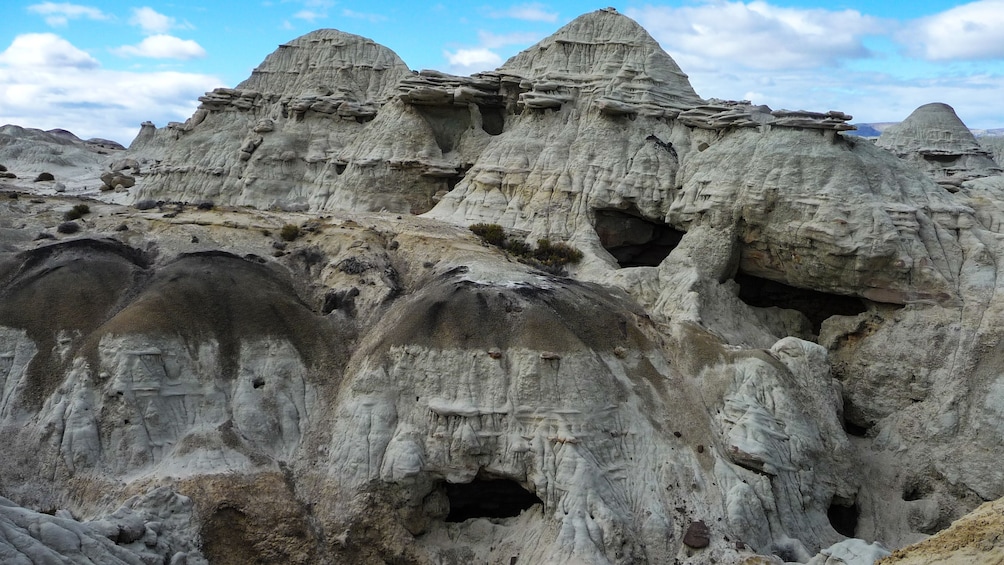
xmin=2 ymin=1 xmax=1004 ymax=144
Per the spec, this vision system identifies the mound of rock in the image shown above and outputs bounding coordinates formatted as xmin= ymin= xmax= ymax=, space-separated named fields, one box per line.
xmin=0 ymin=125 xmax=121 ymax=192
xmin=877 ymin=103 xmax=1002 ymax=189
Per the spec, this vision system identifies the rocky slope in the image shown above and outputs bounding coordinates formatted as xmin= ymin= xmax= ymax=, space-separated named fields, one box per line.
xmin=0 ymin=125 xmax=124 ymax=193
xmin=876 ymin=103 xmax=1002 ymax=189
xmin=3 ymin=8 xmax=1004 ymax=565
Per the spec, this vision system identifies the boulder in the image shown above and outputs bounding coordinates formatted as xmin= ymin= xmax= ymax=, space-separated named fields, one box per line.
xmin=101 ymin=171 xmax=136 ymax=189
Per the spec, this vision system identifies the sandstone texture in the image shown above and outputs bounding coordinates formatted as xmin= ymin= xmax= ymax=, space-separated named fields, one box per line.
xmin=3 ymin=8 xmax=1004 ymax=565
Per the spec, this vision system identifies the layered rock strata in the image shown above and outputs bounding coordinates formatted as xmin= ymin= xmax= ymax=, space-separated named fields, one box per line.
xmin=3 ymin=7 xmax=1004 ymax=565
xmin=877 ymin=103 xmax=1002 ymax=189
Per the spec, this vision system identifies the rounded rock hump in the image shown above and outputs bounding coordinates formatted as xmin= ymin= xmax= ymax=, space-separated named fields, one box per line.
xmin=237 ymin=28 xmax=410 ymax=103
xmin=878 ymin=103 xmax=986 ymax=156
xmin=877 ymin=102 xmax=1002 ymax=186
xmin=500 ymin=8 xmax=704 ymax=112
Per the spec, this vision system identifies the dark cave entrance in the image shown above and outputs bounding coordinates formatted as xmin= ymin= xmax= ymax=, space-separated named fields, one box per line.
xmin=827 ymin=498 xmax=860 ymax=538
xmin=842 ymin=417 xmax=872 ymax=438
xmin=445 ymin=477 xmax=543 ymax=522
xmin=594 ymin=207 xmax=685 ymax=268
xmin=734 ymin=273 xmax=868 ymax=335
xmin=478 ymin=104 xmax=505 ymax=135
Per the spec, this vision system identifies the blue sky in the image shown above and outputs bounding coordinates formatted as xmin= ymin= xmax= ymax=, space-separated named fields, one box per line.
xmin=3 ymin=1 xmax=1004 ymax=144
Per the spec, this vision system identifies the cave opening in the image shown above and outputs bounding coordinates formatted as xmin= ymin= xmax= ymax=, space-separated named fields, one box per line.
xmin=843 ymin=416 xmax=871 ymax=438
xmin=445 ymin=477 xmax=543 ymax=522
xmin=827 ymin=499 xmax=860 ymax=538
xmin=734 ymin=273 xmax=868 ymax=335
xmin=478 ymin=105 xmax=505 ymax=135
xmin=594 ymin=207 xmax=685 ymax=268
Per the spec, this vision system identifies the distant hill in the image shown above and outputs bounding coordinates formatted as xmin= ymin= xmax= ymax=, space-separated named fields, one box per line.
xmin=846 ymin=122 xmax=897 ymax=137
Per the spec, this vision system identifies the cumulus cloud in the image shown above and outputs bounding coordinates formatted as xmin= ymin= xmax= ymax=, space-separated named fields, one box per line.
xmin=626 ymin=1 xmax=884 ymax=71
xmin=112 ymin=35 xmax=207 ymax=60
xmin=441 ymin=30 xmax=542 ymax=75
xmin=27 ymin=2 xmax=109 ymax=27
xmin=444 ymin=48 xmax=503 ymax=75
xmin=488 ymin=3 xmax=558 ymax=23
xmin=0 ymin=33 xmax=98 ymax=68
xmin=0 ymin=35 xmax=221 ymax=144
xmin=129 ymin=6 xmax=182 ymax=34
xmin=898 ymin=0 xmax=1004 ymax=60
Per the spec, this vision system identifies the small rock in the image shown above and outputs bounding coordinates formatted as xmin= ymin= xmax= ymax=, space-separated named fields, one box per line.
xmin=683 ymin=520 xmax=710 ymax=549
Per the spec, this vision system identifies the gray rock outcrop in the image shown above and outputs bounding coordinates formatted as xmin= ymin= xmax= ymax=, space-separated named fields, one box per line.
xmin=0 ymin=125 xmax=120 ymax=192
xmin=5 ymin=7 xmax=1004 ymax=565
xmin=877 ymin=103 xmax=1002 ymax=189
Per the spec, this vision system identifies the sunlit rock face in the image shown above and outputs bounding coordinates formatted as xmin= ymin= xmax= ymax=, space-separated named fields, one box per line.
xmin=4 ymin=7 xmax=1004 ymax=565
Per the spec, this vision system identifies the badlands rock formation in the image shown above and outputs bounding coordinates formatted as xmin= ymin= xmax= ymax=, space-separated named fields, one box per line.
xmin=876 ymin=103 xmax=1002 ymax=189
xmin=0 ymin=125 xmax=124 ymax=192
xmin=4 ymin=7 xmax=1004 ymax=565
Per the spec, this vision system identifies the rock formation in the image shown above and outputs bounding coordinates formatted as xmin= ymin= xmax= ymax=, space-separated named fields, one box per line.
xmin=0 ymin=125 xmax=122 ymax=192
xmin=876 ymin=103 xmax=1002 ymax=189
xmin=978 ymin=135 xmax=1004 ymax=166
xmin=3 ymin=7 xmax=1004 ymax=565
xmin=877 ymin=497 xmax=1004 ymax=564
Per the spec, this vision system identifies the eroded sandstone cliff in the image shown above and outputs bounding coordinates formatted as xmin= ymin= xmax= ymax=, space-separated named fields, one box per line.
xmin=3 ymin=7 xmax=1004 ymax=565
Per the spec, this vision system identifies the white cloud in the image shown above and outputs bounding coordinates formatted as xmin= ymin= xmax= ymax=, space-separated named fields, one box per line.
xmin=440 ymin=30 xmax=542 ymax=75
xmin=898 ymin=0 xmax=1004 ymax=61
xmin=0 ymin=36 xmax=221 ymax=144
xmin=0 ymin=33 xmax=98 ymax=68
xmin=112 ymin=35 xmax=207 ymax=60
xmin=627 ymin=1 xmax=883 ymax=71
xmin=293 ymin=9 xmax=325 ymax=22
xmin=27 ymin=2 xmax=109 ymax=27
xmin=130 ymin=6 xmax=179 ymax=34
xmin=444 ymin=48 xmax=503 ymax=75
xmin=489 ymin=3 xmax=558 ymax=23
xmin=342 ymin=9 xmax=387 ymax=23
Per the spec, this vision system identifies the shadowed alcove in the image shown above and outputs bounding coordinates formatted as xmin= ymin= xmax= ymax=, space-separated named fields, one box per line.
xmin=734 ymin=272 xmax=868 ymax=335
xmin=594 ymin=207 xmax=685 ymax=268
xmin=445 ymin=476 xmax=543 ymax=522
